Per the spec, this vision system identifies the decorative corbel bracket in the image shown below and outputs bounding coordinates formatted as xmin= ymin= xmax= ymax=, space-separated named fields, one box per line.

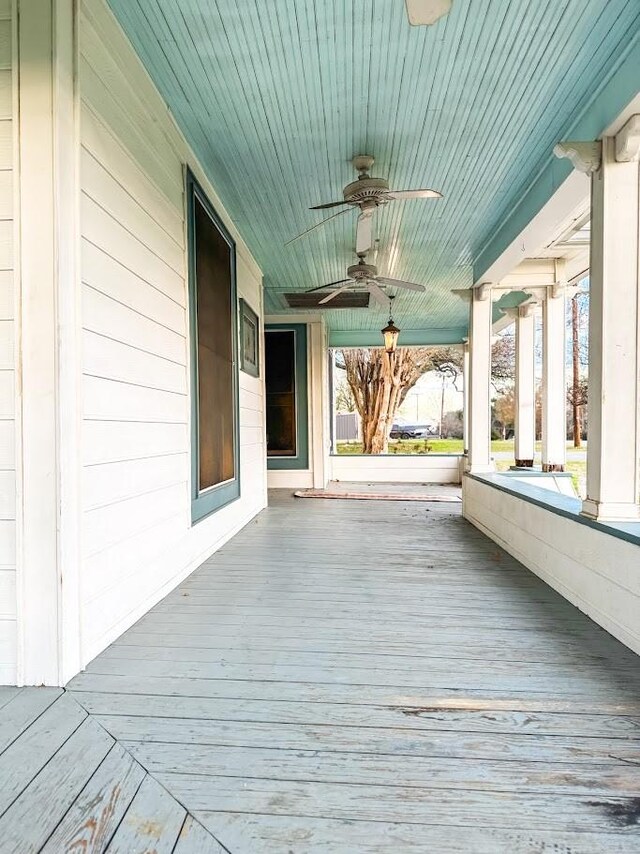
xmin=474 ymin=283 xmax=491 ymax=301
xmin=453 ymin=284 xmax=491 ymax=302
xmin=501 ymin=298 xmax=537 ymax=321
xmin=553 ymin=140 xmax=602 ymax=174
xmin=615 ymin=115 xmax=640 ymax=162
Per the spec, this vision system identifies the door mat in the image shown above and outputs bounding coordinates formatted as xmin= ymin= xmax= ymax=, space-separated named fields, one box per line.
xmin=294 ymin=489 xmax=462 ymax=503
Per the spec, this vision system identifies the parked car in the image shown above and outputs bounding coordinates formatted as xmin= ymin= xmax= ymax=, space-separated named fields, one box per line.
xmin=390 ymin=423 xmax=432 ymax=439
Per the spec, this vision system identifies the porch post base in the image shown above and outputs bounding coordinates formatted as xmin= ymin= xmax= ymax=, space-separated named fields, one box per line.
xmin=515 ymin=459 xmax=534 ymax=468
xmin=542 ymin=463 xmax=564 ymax=473
xmin=467 ymin=462 xmax=495 ymax=475
xmin=581 ymin=498 xmax=640 ymax=522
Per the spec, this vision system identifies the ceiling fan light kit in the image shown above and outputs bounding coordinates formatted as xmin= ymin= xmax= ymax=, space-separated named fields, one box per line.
xmin=381 ymin=296 xmax=401 ymax=353
xmin=405 ymin=0 xmax=453 ymax=26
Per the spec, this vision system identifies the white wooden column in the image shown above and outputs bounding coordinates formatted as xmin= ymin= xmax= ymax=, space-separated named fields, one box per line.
xmin=16 ymin=0 xmax=82 ymax=685
xmin=581 ymin=129 xmax=640 ymax=521
xmin=467 ymin=285 xmax=493 ymax=473
xmin=541 ymin=278 xmax=566 ymax=472
xmin=514 ymin=304 xmax=536 ymax=467
xmin=462 ymin=339 xmax=469 ymax=457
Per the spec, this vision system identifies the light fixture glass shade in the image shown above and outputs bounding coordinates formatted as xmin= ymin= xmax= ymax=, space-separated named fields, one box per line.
xmin=381 ymin=318 xmax=400 ymax=353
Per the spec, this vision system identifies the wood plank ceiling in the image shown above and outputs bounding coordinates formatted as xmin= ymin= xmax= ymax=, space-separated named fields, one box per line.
xmin=107 ymin=0 xmax=640 ymax=340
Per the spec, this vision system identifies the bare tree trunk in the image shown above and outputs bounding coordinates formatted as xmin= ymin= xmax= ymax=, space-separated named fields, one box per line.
xmin=341 ymin=348 xmax=436 ymax=454
xmin=571 ymin=295 xmax=581 ymax=448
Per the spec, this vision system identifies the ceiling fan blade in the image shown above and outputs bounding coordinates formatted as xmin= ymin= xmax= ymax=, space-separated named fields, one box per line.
xmin=386 ymin=188 xmax=442 ymax=200
xmin=305 ymin=278 xmax=351 ymax=294
xmin=356 ymin=211 xmax=374 ymax=254
xmin=367 ymin=281 xmax=389 ymax=308
xmin=309 ymin=201 xmax=349 ymax=210
xmin=376 ymin=276 xmax=426 ymax=293
xmin=318 ymin=285 xmax=353 ymax=305
xmin=285 ymin=208 xmax=350 ymax=246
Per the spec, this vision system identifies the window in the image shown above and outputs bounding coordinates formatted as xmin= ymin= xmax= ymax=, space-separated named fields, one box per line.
xmin=187 ymin=169 xmax=240 ymax=521
xmin=265 ymin=324 xmax=309 ymax=470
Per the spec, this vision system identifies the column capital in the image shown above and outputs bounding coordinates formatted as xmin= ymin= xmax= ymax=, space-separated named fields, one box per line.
xmin=553 ymin=140 xmax=602 ymax=174
xmin=474 ymin=283 xmax=491 ymax=301
xmin=523 ymin=283 xmax=567 ymax=302
xmin=615 ymin=114 xmax=640 ymax=162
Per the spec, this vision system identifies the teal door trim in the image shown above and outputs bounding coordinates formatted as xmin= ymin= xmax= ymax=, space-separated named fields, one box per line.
xmin=186 ymin=167 xmax=241 ymax=523
xmin=266 ymin=323 xmax=309 ymax=470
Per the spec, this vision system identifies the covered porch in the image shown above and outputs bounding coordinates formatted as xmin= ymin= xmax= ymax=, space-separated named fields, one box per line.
xmin=3 ymin=492 xmax=639 ymax=851
xmin=0 ymin=1 xmax=640 ymax=849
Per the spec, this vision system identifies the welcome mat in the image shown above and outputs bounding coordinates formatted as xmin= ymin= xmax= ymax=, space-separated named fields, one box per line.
xmin=294 ymin=489 xmax=462 ymax=503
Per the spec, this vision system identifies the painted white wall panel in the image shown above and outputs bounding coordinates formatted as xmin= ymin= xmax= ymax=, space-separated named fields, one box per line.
xmin=78 ymin=0 xmax=266 ymax=668
xmin=330 ymin=454 xmax=463 ymax=484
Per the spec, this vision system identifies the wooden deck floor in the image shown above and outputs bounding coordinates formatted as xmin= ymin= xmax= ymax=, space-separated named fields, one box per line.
xmin=3 ymin=490 xmax=640 ymax=851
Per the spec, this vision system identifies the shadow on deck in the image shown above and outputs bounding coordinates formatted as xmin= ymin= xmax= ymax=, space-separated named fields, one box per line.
xmin=2 ymin=490 xmax=640 ymax=851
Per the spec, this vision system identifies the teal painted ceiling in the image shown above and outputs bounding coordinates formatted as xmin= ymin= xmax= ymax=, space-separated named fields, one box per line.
xmin=108 ymin=0 xmax=640 ymax=341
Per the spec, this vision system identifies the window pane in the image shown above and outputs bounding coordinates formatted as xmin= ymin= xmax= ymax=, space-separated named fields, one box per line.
xmin=266 ymin=330 xmax=297 ymax=456
xmin=194 ymin=196 xmax=235 ymax=490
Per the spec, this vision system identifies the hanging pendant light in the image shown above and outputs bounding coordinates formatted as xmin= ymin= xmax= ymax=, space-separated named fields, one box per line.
xmin=381 ymin=295 xmax=400 ymax=353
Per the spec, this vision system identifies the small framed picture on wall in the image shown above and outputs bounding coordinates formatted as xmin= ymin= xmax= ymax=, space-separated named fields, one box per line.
xmin=239 ymin=298 xmax=260 ymax=378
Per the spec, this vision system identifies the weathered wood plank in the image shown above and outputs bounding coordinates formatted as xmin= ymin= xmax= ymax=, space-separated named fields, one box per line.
xmin=173 ymin=815 xmax=228 ymax=854
xmin=157 ymin=774 xmax=640 ymax=833
xmin=0 ymin=687 xmax=62 ymax=754
xmin=0 ymin=694 xmax=86 ymax=815
xmin=83 ymin=655 xmax=640 ymax=695
xmin=200 ymin=812 xmax=640 ymax=854
xmin=72 ymin=691 xmax=640 ymax=740
xmin=67 ymin=672 xmax=640 ymax=715
xmin=104 ymin=774 xmax=186 ymax=854
xmin=101 ymin=715 xmax=640 ymax=765
xmin=95 ymin=642 xmax=640 ymax=680
xmin=0 ymin=717 xmax=113 ymax=853
xmin=41 ymin=742 xmax=145 ymax=854
xmin=127 ymin=741 xmax=640 ymax=798
xmin=116 ymin=631 xmax=630 ymax=669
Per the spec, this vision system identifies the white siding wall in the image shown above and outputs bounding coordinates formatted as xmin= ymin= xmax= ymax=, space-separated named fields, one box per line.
xmin=78 ymin=0 xmax=266 ymax=666
xmin=330 ymin=454 xmax=463 ymax=484
xmin=0 ymin=0 xmax=14 ymax=683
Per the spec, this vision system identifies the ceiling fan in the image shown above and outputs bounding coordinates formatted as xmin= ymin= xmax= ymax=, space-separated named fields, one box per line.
xmin=286 ymin=155 xmax=442 ymax=254
xmin=305 ymin=252 xmax=426 ymax=308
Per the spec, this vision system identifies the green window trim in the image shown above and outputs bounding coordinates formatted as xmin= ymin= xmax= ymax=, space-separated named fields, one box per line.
xmin=186 ymin=167 xmax=241 ymax=523
xmin=266 ymin=323 xmax=309 ymax=471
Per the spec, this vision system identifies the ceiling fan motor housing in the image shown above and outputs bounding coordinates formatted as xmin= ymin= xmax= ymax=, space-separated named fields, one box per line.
xmin=343 ymin=176 xmax=390 ymax=205
xmin=347 ymin=261 xmax=377 ymax=280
